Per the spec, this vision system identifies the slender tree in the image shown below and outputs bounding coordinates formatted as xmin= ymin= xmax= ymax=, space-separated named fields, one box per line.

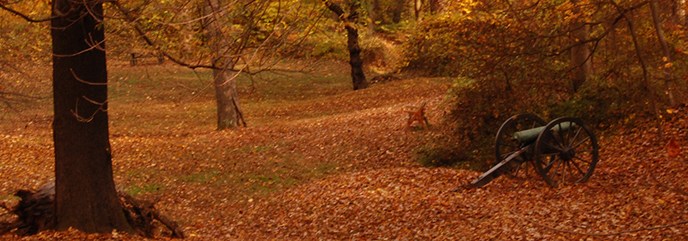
xmin=428 ymin=0 xmax=440 ymax=14
xmin=323 ymin=0 xmax=368 ymax=90
xmin=570 ymin=0 xmax=593 ymax=92
xmin=51 ymin=0 xmax=132 ymax=232
xmin=112 ymin=0 xmax=319 ymax=129
xmin=201 ymin=0 xmax=246 ymax=130
xmin=677 ymin=0 xmax=686 ymax=24
xmin=391 ymin=0 xmax=405 ymax=23
xmin=650 ymin=0 xmax=677 ymax=105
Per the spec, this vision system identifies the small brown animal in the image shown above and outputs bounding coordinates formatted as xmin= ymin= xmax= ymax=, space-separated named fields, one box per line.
xmin=406 ymin=102 xmax=429 ymax=129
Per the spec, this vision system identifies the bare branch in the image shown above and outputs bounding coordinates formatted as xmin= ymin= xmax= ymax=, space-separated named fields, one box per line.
xmin=110 ymin=0 xmax=216 ymax=70
xmin=0 ymin=3 xmax=55 ymax=22
xmin=53 ymin=34 xmax=107 ymax=58
xmin=70 ymin=96 xmax=107 ymax=123
xmin=70 ymin=69 xmax=107 ymax=86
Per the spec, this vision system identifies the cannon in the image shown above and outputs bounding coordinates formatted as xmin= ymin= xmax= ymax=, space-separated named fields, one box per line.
xmin=471 ymin=113 xmax=599 ymax=188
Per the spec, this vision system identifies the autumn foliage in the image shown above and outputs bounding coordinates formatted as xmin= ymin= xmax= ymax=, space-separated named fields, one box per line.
xmin=2 ymin=0 xmax=688 ymax=239
xmin=400 ymin=1 xmax=688 ymax=168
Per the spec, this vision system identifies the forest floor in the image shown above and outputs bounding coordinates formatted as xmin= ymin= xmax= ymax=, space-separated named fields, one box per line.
xmin=0 ymin=63 xmax=687 ymax=240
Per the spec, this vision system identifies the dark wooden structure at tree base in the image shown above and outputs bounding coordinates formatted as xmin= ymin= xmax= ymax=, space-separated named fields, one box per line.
xmin=0 ymin=182 xmax=184 ymax=238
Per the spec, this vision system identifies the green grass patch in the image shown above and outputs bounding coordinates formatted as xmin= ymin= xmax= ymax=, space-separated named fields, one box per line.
xmin=124 ymin=167 xmax=161 ymax=180
xmin=244 ymin=173 xmax=300 ymax=194
xmin=233 ymin=159 xmax=340 ymax=196
xmin=0 ymin=193 xmax=19 ymax=202
xmin=124 ymin=183 xmax=164 ymax=196
xmin=311 ymin=163 xmax=337 ymax=176
xmin=180 ymin=169 xmax=222 ymax=184
xmin=416 ymin=144 xmax=471 ymax=168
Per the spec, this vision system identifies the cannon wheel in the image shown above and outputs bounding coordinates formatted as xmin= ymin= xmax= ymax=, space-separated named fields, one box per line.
xmin=494 ymin=113 xmax=546 ymax=178
xmin=533 ymin=117 xmax=599 ymax=187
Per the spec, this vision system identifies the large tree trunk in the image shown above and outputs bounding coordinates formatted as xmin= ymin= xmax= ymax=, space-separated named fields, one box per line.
xmin=51 ymin=0 xmax=132 ymax=233
xmin=569 ymin=0 xmax=593 ymax=92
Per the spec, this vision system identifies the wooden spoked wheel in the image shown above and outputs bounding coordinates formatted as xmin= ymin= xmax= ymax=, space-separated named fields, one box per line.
xmin=533 ymin=117 xmax=599 ymax=187
xmin=494 ymin=113 xmax=546 ymax=178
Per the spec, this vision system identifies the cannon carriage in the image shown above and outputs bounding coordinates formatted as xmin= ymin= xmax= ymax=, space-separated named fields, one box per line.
xmin=471 ymin=113 xmax=600 ymax=188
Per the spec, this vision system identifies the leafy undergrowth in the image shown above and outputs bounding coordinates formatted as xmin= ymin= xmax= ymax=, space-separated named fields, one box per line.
xmin=1 ymin=65 xmax=687 ymax=240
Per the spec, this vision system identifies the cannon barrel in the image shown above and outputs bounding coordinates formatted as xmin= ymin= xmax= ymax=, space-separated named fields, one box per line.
xmin=512 ymin=122 xmax=574 ymax=143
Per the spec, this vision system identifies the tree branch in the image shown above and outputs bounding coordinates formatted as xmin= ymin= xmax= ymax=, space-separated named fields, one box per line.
xmin=0 ymin=3 xmax=55 ymax=22
xmin=110 ymin=0 xmax=216 ymax=70
xmin=322 ymin=0 xmax=345 ymax=18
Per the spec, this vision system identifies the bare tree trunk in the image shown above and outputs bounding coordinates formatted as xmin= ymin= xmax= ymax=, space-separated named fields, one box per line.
xmin=368 ymin=0 xmax=380 ymax=31
xmin=678 ymin=0 xmax=686 ymax=24
xmin=570 ymin=0 xmax=593 ymax=92
xmin=213 ymin=70 xmax=245 ymax=129
xmin=51 ymin=0 xmax=132 ymax=233
xmin=324 ymin=0 xmax=368 ymax=90
xmin=651 ymin=0 xmax=677 ymax=106
xmin=391 ymin=0 xmax=405 ymax=23
xmin=204 ymin=0 xmax=246 ymax=130
xmin=615 ymin=3 xmax=661 ymax=133
xmin=428 ymin=0 xmax=440 ymax=14
xmin=346 ymin=24 xmax=368 ymax=90
xmin=414 ymin=0 xmax=423 ymax=21
xmin=625 ymin=8 xmax=663 ymax=137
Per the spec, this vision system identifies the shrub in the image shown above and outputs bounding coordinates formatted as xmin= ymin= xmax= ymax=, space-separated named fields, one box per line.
xmin=402 ymin=14 xmax=465 ymax=76
xmin=360 ymin=36 xmax=402 ymax=74
xmin=446 ymin=77 xmax=573 ymax=170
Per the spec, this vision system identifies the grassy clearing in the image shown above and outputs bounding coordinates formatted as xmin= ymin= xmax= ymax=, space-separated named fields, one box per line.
xmin=1 ymin=62 xmax=453 ymax=238
xmin=106 ymin=64 xmax=342 ymax=197
xmin=107 ymin=64 xmax=354 ymax=133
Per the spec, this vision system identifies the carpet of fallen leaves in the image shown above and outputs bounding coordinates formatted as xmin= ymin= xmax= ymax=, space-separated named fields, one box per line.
xmin=1 ymin=66 xmax=687 ymax=240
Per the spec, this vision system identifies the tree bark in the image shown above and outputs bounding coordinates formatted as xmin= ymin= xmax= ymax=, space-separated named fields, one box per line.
xmin=51 ymin=0 xmax=132 ymax=233
xmin=428 ymin=0 xmax=440 ymax=14
xmin=391 ymin=0 xmax=405 ymax=23
xmin=213 ymin=70 xmax=245 ymax=129
xmin=678 ymin=0 xmax=686 ymax=24
xmin=346 ymin=24 xmax=368 ymax=90
xmin=618 ymin=4 xmax=658 ymax=119
xmin=414 ymin=0 xmax=422 ymax=21
xmin=323 ymin=0 xmax=368 ymax=90
xmin=569 ymin=0 xmax=593 ymax=92
xmin=372 ymin=0 xmax=382 ymax=21
xmin=203 ymin=0 xmax=246 ymax=130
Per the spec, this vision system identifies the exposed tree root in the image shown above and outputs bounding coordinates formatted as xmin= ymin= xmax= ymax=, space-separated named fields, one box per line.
xmin=120 ymin=193 xmax=185 ymax=238
xmin=0 ymin=182 xmax=184 ymax=238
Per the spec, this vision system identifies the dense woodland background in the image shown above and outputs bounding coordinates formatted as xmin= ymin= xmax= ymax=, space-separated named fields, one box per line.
xmin=0 ymin=0 xmax=687 ymax=239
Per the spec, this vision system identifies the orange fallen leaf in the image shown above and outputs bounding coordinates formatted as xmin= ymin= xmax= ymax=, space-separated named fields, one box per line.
xmin=666 ymin=138 xmax=681 ymax=158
